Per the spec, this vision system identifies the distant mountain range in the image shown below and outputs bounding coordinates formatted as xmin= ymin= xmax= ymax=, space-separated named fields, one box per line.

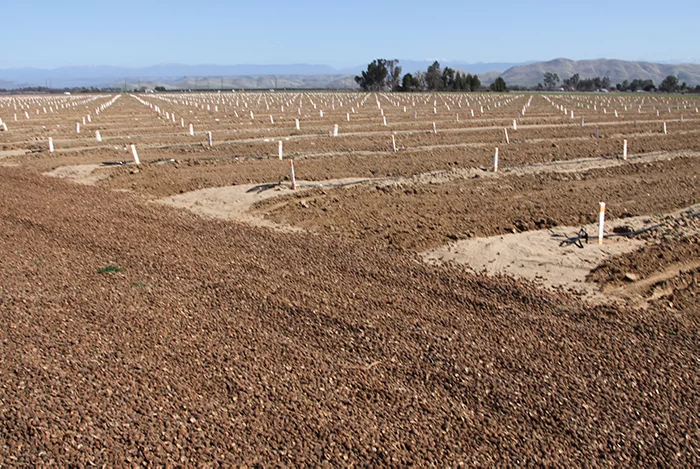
xmin=500 ymin=58 xmax=700 ymax=87
xmin=1 ymin=59 xmax=699 ymax=90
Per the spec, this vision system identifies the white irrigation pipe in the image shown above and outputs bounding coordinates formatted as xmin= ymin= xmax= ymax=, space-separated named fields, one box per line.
xmin=289 ymin=159 xmax=296 ymax=190
xmin=131 ymin=144 xmax=140 ymax=164
xmin=598 ymin=202 xmax=606 ymax=245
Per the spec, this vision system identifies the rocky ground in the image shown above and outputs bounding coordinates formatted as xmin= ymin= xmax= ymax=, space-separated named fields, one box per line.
xmin=1 ymin=92 xmax=698 ymax=465
xmin=1 ymin=166 xmax=698 ymax=466
xmin=254 ymin=153 xmax=699 ymax=251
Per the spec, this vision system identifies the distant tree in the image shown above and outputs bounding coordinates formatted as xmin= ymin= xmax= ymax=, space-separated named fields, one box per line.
xmin=400 ymin=73 xmax=421 ymax=92
xmin=454 ymin=71 xmax=464 ymax=90
xmin=442 ymin=67 xmax=456 ymax=89
xmin=464 ymin=73 xmax=473 ymax=91
xmin=490 ymin=77 xmax=507 ymax=92
xmin=414 ymin=71 xmax=428 ymax=90
xmin=385 ymin=60 xmax=402 ymax=91
xmin=426 ymin=61 xmax=444 ymax=91
xmin=468 ymin=74 xmax=481 ymax=91
xmin=694 ymin=85 xmax=700 ymax=93
xmin=659 ymin=75 xmax=679 ymax=93
xmin=626 ymin=78 xmax=654 ymax=92
xmin=601 ymin=77 xmax=611 ymax=90
xmin=543 ymin=72 xmax=560 ymax=89
xmin=154 ymin=86 xmax=166 ymax=92
xmin=355 ymin=59 xmax=390 ymax=91
xmin=563 ymin=73 xmax=580 ymax=89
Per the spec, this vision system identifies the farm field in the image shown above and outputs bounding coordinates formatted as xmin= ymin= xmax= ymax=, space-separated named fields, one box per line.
xmin=1 ymin=91 xmax=698 ymax=465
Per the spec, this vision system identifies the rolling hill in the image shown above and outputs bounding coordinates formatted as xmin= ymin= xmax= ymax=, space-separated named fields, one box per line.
xmin=499 ymin=58 xmax=700 ymax=87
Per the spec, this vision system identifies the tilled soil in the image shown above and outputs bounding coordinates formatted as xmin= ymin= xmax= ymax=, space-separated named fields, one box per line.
xmin=4 ymin=94 xmax=699 ymax=199
xmin=87 ymin=130 xmax=698 ymax=198
xmin=1 ymin=168 xmax=698 ymax=465
xmin=646 ymin=267 xmax=700 ymax=314
xmin=255 ymin=154 xmax=700 ymax=251
xmin=588 ymin=211 xmax=700 ymax=289
xmin=2 ymin=92 xmax=699 ymax=465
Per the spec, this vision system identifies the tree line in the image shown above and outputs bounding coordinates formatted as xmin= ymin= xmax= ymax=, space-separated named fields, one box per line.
xmin=540 ymin=72 xmax=697 ymax=93
xmin=355 ymin=59 xmax=698 ymax=94
xmin=355 ymin=59 xmax=508 ymax=92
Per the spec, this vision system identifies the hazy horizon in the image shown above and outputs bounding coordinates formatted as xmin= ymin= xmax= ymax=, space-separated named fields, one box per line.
xmin=1 ymin=57 xmax=700 ymax=72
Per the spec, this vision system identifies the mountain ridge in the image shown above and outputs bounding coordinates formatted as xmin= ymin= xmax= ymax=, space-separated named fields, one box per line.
xmin=1 ymin=59 xmax=698 ymax=89
xmin=500 ymin=58 xmax=700 ymax=87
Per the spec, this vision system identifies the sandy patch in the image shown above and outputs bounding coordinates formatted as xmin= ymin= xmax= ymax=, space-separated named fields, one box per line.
xmin=422 ymin=224 xmax=644 ymax=303
xmin=420 ymin=205 xmax=700 ymax=303
xmin=0 ymin=150 xmax=27 ymax=166
xmin=0 ymin=149 xmax=28 ymax=159
xmin=156 ymin=177 xmax=371 ymax=231
xmin=43 ymin=164 xmax=112 ymax=185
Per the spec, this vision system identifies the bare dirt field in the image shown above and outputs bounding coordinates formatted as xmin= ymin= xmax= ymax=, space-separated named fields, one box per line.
xmin=1 ymin=91 xmax=698 ymax=465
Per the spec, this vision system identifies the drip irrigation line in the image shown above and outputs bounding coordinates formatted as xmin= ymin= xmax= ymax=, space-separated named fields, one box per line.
xmin=247 ymin=176 xmax=404 ymax=194
xmin=296 ymin=176 xmax=399 ymax=188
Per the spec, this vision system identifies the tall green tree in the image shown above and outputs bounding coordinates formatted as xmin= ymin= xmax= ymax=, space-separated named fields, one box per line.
xmin=563 ymin=73 xmax=580 ymax=89
xmin=659 ymin=75 xmax=679 ymax=93
xmin=355 ymin=59 xmax=390 ymax=91
xmin=442 ymin=67 xmax=456 ymax=89
xmin=464 ymin=73 xmax=473 ymax=91
xmin=454 ymin=72 xmax=464 ymax=90
xmin=426 ymin=61 xmax=443 ymax=90
xmin=543 ymin=72 xmax=560 ymax=89
xmin=401 ymin=73 xmax=421 ymax=92
xmin=385 ymin=60 xmax=402 ymax=91
xmin=490 ymin=77 xmax=507 ymax=92
xmin=468 ymin=74 xmax=481 ymax=91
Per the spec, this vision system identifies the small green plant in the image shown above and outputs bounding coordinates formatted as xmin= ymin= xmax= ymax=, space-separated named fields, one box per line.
xmin=98 ymin=264 xmax=124 ymax=274
xmin=133 ymin=281 xmax=146 ymax=287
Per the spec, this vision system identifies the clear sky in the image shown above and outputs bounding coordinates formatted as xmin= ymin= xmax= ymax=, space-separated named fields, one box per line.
xmin=2 ymin=0 xmax=699 ymax=69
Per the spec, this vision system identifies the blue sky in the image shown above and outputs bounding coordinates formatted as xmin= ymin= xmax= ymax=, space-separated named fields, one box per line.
xmin=2 ymin=0 xmax=699 ymax=69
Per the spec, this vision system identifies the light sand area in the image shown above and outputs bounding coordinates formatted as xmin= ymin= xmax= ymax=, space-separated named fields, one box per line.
xmin=421 ymin=207 xmax=698 ymax=304
xmin=156 ymin=178 xmax=371 ymax=232
xmin=422 ymin=225 xmax=643 ymax=303
xmin=43 ymin=164 xmax=111 ymax=185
